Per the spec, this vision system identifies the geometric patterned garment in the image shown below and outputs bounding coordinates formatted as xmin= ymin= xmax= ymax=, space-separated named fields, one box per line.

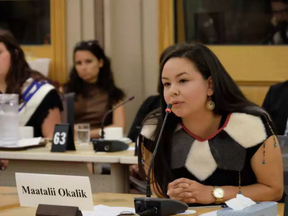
xmin=141 ymin=112 xmax=272 ymax=188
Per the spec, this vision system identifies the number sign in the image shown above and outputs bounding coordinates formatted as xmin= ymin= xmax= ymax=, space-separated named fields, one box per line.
xmin=51 ymin=124 xmax=75 ymax=152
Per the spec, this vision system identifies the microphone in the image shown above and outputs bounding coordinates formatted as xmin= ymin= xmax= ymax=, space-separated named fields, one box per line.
xmin=134 ymin=104 xmax=188 ymax=216
xmin=92 ymin=96 xmax=134 ymax=152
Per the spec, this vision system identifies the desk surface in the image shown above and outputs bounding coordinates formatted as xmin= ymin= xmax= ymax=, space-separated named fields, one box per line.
xmin=0 ymin=187 xmax=19 ymax=211
xmin=0 ymin=187 xmax=284 ymax=216
xmin=120 ymin=155 xmax=137 ymax=164
xmin=0 ymin=144 xmax=135 ymax=163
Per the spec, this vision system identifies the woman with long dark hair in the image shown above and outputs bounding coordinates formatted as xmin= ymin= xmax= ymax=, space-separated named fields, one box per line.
xmin=65 ymin=40 xmax=125 ymax=138
xmin=0 ymin=29 xmax=62 ymax=138
xmin=138 ymin=43 xmax=284 ymax=204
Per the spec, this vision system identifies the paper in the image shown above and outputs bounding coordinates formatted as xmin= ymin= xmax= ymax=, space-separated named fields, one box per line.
xmin=82 ymin=205 xmax=196 ymax=216
xmin=1 ymin=137 xmax=42 ymax=148
xmin=225 ymin=194 xmax=256 ymax=210
xmin=178 ymin=209 xmax=196 ymax=214
xmin=82 ymin=205 xmax=135 ymax=216
xmin=128 ymin=147 xmax=135 ymax=150
xmin=18 ymin=137 xmax=42 ymax=147
xmin=121 ymin=137 xmax=132 ymax=144
xmin=199 ymin=210 xmax=218 ymax=216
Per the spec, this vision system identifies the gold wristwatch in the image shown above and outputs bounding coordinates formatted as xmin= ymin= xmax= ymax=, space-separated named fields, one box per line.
xmin=212 ymin=187 xmax=224 ymax=204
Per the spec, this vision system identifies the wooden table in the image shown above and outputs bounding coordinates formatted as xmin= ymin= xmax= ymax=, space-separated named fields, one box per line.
xmin=0 ymin=187 xmax=284 ymax=216
xmin=0 ymin=187 xmax=19 ymax=211
xmin=0 ymin=144 xmax=135 ymax=193
xmin=119 ymin=143 xmax=137 ymax=165
xmin=120 ymin=155 xmax=137 ymax=165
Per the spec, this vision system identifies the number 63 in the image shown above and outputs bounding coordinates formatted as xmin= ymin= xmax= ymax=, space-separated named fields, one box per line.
xmin=53 ymin=132 xmax=66 ymax=145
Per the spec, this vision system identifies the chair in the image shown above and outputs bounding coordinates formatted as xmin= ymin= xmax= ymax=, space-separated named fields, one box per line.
xmin=61 ymin=93 xmax=75 ymax=138
xmin=278 ymin=135 xmax=288 ymax=194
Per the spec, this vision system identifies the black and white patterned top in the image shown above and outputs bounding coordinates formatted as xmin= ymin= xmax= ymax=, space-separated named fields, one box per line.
xmin=141 ymin=112 xmax=273 ymax=189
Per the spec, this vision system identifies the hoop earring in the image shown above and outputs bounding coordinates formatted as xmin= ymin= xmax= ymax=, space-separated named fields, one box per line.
xmin=206 ymin=96 xmax=215 ymax=111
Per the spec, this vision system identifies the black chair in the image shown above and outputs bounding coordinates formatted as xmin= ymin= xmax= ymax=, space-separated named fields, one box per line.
xmin=61 ymin=92 xmax=75 ymax=138
xmin=278 ymin=135 xmax=288 ymax=194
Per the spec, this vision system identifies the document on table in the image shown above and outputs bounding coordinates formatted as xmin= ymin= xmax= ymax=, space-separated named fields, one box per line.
xmin=199 ymin=210 xmax=218 ymax=216
xmin=82 ymin=205 xmax=196 ymax=216
xmin=0 ymin=137 xmax=42 ymax=148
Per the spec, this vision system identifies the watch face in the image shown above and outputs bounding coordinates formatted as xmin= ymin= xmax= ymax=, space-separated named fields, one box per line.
xmin=213 ymin=188 xmax=224 ymax=198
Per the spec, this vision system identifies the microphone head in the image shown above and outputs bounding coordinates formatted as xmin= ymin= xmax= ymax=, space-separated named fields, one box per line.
xmin=165 ymin=104 xmax=172 ymax=113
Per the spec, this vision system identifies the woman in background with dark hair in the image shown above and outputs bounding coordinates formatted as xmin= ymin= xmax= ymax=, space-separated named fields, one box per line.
xmin=0 ymin=29 xmax=62 ymax=170
xmin=138 ymin=43 xmax=284 ymax=205
xmin=0 ymin=29 xmax=62 ymax=138
xmin=65 ymin=40 xmax=125 ymax=139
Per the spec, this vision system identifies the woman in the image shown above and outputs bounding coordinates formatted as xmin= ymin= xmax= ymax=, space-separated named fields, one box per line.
xmin=0 ymin=30 xmax=62 ymax=170
xmin=138 ymin=43 xmax=284 ymax=205
xmin=0 ymin=29 xmax=62 ymax=138
xmin=65 ymin=40 xmax=125 ymax=139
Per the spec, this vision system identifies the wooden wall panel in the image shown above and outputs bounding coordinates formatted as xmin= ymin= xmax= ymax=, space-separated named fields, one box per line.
xmin=209 ymin=46 xmax=288 ymax=82
xmin=158 ymin=0 xmax=174 ymax=55
xmin=238 ymin=83 xmax=272 ymax=106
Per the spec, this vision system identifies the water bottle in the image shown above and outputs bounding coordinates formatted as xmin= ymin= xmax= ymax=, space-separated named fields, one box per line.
xmin=0 ymin=94 xmax=19 ymax=146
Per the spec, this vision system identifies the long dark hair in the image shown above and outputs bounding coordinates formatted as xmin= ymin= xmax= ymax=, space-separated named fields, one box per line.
xmin=0 ymin=29 xmax=48 ymax=99
xmin=138 ymin=43 xmax=273 ymax=197
xmin=157 ymin=44 xmax=180 ymax=93
xmin=65 ymin=40 xmax=125 ymax=106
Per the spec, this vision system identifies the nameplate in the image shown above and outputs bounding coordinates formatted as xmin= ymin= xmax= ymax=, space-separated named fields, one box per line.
xmin=15 ymin=173 xmax=93 ymax=211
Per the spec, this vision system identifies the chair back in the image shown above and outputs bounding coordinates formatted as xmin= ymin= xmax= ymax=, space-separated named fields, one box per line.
xmin=279 ymin=135 xmax=288 ymax=194
xmin=61 ymin=93 xmax=75 ymax=137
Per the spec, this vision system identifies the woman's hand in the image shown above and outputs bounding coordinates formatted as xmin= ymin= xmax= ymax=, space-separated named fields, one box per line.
xmin=0 ymin=160 xmax=8 ymax=170
xmin=130 ymin=165 xmax=139 ymax=176
xmin=167 ymin=178 xmax=215 ymax=204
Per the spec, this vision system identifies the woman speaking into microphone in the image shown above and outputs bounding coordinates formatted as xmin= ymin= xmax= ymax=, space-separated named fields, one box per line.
xmin=138 ymin=43 xmax=284 ymax=205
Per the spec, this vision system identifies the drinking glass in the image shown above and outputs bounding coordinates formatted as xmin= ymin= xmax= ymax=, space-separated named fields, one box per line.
xmin=76 ymin=124 xmax=90 ymax=146
xmin=0 ymin=94 xmax=19 ymax=146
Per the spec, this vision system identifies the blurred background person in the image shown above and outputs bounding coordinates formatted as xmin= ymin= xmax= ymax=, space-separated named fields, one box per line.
xmin=261 ymin=0 xmax=288 ymax=44
xmin=0 ymin=159 xmax=8 ymax=170
xmin=64 ymin=40 xmax=125 ymax=139
xmin=262 ymin=80 xmax=288 ymax=135
xmin=0 ymin=29 xmax=62 ymax=138
xmin=271 ymin=0 xmax=288 ymax=44
xmin=0 ymin=29 xmax=62 ymax=170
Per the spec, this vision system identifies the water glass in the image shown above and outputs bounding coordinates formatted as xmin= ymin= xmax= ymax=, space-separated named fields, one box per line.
xmin=0 ymin=94 xmax=19 ymax=146
xmin=76 ymin=124 xmax=90 ymax=145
